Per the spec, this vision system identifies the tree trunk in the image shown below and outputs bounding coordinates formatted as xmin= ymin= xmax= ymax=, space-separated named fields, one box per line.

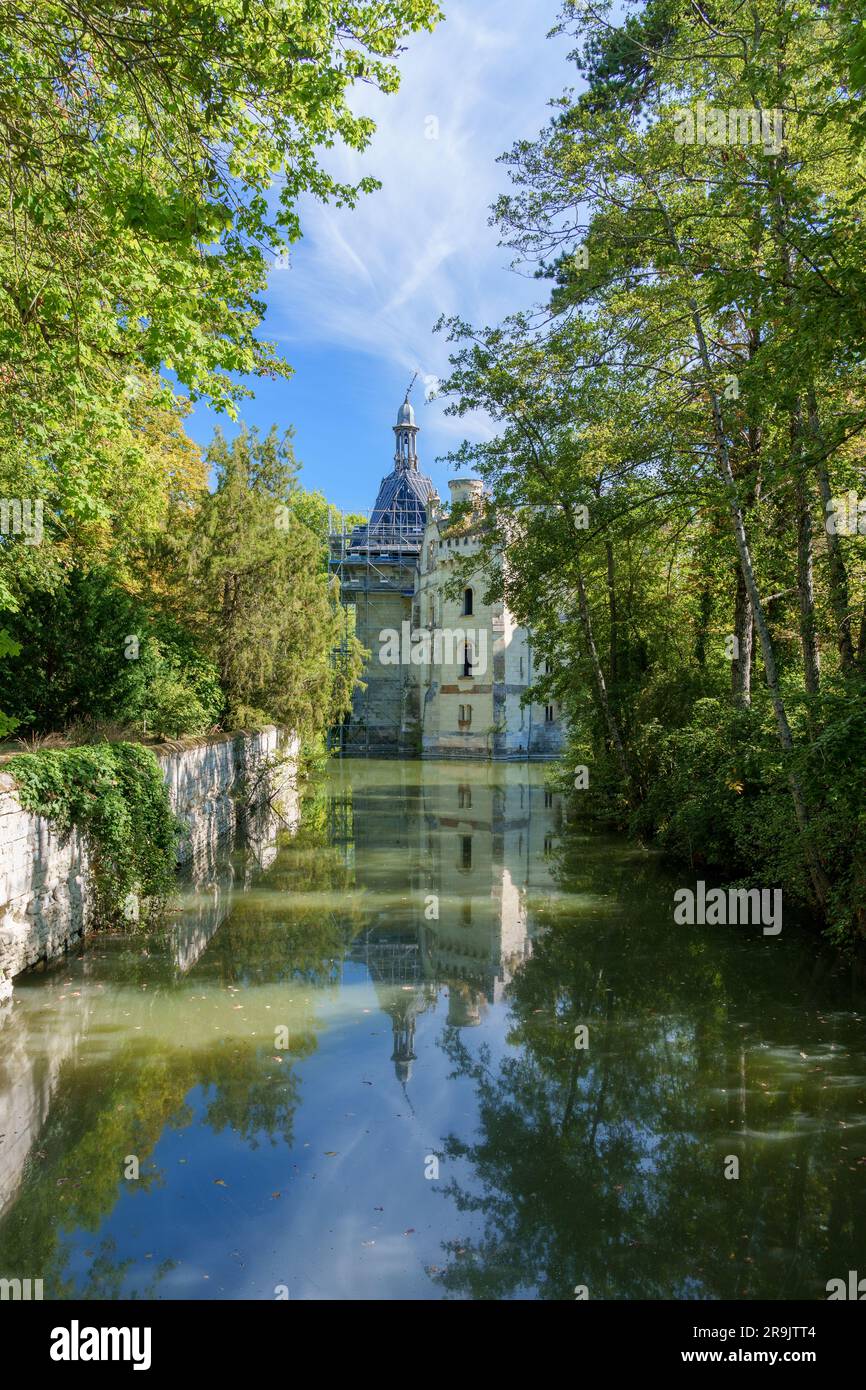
xmin=574 ymin=543 xmax=634 ymax=793
xmin=858 ymin=605 xmax=866 ymax=671
xmin=694 ymin=586 xmax=711 ymax=668
xmin=517 ymin=442 xmax=636 ymax=799
xmin=651 ymin=189 xmax=829 ymax=910
xmin=792 ymin=406 xmax=821 ymax=695
xmin=808 ymin=388 xmax=857 ymax=673
xmin=605 ymin=538 xmax=618 ymax=688
xmin=732 ymin=566 xmax=754 ymax=709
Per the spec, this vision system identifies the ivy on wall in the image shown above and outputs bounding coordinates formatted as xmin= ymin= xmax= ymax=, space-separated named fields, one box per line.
xmin=7 ymin=743 xmax=179 ymax=927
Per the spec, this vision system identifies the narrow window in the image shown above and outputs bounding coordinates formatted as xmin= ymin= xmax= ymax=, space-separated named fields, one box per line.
xmin=544 ymin=790 xmax=553 ymax=808
xmin=463 ymin=587 xmax=473 ymax=616
xmin=462 ymin=643 xmax=474 ymax=678
xmin=460 ymin=835 xmax=472 ymax=870
xmin=545 ymin=704 xmax=555 ymax=723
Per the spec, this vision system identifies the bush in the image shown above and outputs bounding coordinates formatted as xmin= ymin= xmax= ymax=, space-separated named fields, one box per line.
xmin=626 ymin=684 xmax=866 ymax=945
xmin=0 ymin=567 xmax=222 ymax=737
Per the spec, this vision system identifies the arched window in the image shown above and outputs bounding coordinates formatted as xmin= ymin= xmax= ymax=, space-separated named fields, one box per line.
xmin=463 ymin=587 xmax=473 ymax=616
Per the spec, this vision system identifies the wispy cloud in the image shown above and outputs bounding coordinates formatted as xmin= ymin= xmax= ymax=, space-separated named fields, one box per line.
xmin=267 ymin=0 xmax=574 ymax=455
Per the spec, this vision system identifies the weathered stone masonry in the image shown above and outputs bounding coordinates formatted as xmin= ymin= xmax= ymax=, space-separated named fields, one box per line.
xmin=0 ymin=727 xmax=297 ymax=995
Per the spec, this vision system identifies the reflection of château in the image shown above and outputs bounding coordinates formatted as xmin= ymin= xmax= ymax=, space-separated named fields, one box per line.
xmin=337 ymin=761 xmax=562 ymax=1080
xmin=347 ymin=933 xmax=436 ymax=1084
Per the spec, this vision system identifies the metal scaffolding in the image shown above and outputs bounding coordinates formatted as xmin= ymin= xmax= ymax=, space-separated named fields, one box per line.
xmin=327 ymin=508 xmax=425 ymax=755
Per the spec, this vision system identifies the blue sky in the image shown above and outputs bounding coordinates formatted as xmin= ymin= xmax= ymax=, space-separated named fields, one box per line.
xmin=185 ymin=0 xmax=578 ymax=517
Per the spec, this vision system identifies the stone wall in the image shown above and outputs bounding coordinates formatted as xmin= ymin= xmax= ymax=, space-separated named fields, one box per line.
xmin=0 ymin=783 xmax=300 ymax=1221
xmin=0 ymin=727 xmax=297 ymax=994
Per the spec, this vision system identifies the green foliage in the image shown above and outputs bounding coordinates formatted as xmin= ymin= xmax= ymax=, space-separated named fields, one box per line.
xmin=0 ymin=568 xmax=222 ymax=737
xmin=143 ymin=667 xmax=217 ymax=741
xmin=0 ymin=3 xmax=403 ymax=767
xmin=0 ymin=627 xmax=21 ymax=737
xmin=7 ymin=743 xmax=178 ymax=926
xmin=187 ymin=424 xmax=364 ymax=741
xmin=0 ymin=1 xmax=442 ymax=532
xmin=630 ymin=681 xmax=866 ymax=944
xmin=437 ymin=0 xmax=866 ymax=946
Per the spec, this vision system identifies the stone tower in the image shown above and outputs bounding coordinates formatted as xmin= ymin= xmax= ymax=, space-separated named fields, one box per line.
xmin=332 ymin=391 xmax=437 ymax=753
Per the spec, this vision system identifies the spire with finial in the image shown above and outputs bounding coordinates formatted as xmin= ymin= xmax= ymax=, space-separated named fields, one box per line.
xmin=394 ymin=372 xmax=420 ymax=469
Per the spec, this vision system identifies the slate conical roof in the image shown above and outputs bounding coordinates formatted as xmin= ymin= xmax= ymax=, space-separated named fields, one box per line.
xmin=368 ymin=464 xmax=435 ymax=538
xmin=350 ymin=395 xmax=436 ymax=550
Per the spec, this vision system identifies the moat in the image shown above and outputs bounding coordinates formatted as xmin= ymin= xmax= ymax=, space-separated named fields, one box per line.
xmin=1 ymin=759 xmax=865 ymax=1300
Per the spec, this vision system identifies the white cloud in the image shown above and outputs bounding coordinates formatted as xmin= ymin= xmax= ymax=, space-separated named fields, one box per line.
xmin=267 ymin=0 xmax=573 ymax=452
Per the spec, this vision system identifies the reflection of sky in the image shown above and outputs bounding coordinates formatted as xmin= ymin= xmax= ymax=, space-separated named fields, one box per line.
xmin=58 ymin=974 xmax=519 ymax=1301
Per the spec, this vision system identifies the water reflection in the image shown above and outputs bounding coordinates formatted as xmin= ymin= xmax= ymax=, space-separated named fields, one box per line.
xmin=0 ymin=759 xmax=864 ymax=1301
xmin=337 ymin=760 xmax=561 ymax=1081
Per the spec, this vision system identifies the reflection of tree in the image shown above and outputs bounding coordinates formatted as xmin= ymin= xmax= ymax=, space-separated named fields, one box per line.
xmin=0 ymin=795 xmax=361 ymax=1298
xmin=434 ymin=891 xmax=866 ymax=1300
xmin=80 ymin=1238 xmax=174 ymax=1302
xmin=196 ymin=1037 xmax=314 ymax=1148
xmin=0 ymin=1029 xmax=313 ymax=1296
xmin=191 ymin=812 xmax=365 ymax=988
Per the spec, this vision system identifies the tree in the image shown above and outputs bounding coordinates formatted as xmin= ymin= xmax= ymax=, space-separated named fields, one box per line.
xmin=436 ymin=0 xmax=866 ymax=938
xmin=187 ymin=424 xmax=363 ymax=741
xmin=0 ymin=0 xmax=442 ymax=539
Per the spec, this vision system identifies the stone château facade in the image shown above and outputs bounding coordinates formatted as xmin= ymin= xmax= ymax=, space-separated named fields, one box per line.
xmin=330 ymin=395 xmax=565 ymax=759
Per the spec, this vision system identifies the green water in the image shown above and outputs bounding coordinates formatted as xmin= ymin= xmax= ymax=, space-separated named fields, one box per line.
xmin=1 ymin=758 xmax=864 ymax=1300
